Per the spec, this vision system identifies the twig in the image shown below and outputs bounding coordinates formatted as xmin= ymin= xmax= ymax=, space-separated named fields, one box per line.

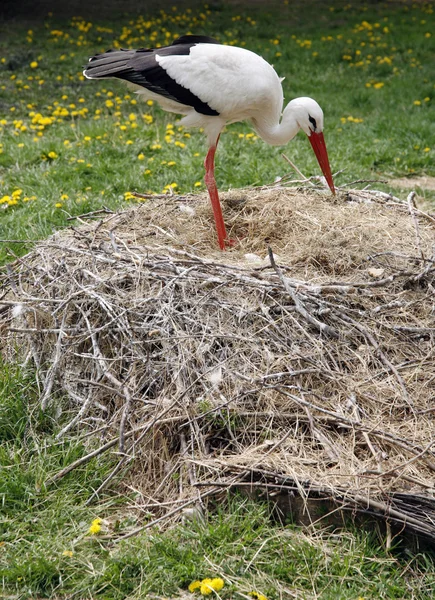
xmin=340 ymin=179 xmax=387 ymax=187
xmin=331 ymin=311 xmax=415 ymax=411
xmin=407 ymin=191 xmax=424 ymax=260
xmin=55 ymin=387 xmax=94 ymax=439
xmin=113 ymin=487 xmax=221 ymax=542
xmin=281 ymin=153 xmax=314 ymax=185
xmin=40 ymin=312 xmax=67 ymax=410
xmin=66 ymin=207 xmax=116 ymax=221
xmin=268 ymin=246 xmax=340 ymax=339
xmin=85 ymin=455 xmax=131 ymax=505
xmin=131 ymin=191 xmax=187 ymax=200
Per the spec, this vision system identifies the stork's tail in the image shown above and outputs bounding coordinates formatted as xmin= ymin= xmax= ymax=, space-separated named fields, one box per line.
xmin=83 ymin=49 xmax=138 ymax=79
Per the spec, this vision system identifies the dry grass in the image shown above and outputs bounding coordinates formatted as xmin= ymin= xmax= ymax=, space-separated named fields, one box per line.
xmin=1 ymin=186 xmax=435 ymax=541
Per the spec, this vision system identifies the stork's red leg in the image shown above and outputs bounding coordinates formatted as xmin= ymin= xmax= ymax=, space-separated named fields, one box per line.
xmin=204 ymin=136 xmax=228 ymax=250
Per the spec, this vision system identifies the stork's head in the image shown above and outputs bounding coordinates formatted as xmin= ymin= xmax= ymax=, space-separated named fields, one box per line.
xmin=288 ymin=97 xmax=335 ymax=195
xmin=288 ymin=97 xmax=324 ymax=135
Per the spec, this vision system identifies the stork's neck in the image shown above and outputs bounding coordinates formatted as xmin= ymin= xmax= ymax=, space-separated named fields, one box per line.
xmin=251 ymin=102 xmax=300 ymax=146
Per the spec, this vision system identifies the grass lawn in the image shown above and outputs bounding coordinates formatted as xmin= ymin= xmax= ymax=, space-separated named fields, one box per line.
xmin=1 ymin=1 xmax=435 ymax=598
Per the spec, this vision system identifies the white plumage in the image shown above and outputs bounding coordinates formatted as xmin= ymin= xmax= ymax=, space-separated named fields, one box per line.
xmin=84 ymin=35 xmax=335 ymax=250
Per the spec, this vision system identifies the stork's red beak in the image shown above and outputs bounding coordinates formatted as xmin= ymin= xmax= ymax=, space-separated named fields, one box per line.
xmin=308 ymin=132 xmax=335 ymax=195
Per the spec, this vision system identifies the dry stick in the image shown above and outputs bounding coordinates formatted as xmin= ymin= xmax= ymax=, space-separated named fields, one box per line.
xmin=40 ymin=312 xmax=67 ymax=410
xmin=362 ymin=469 xmax=435 ymax=490
xmin=407 ymin=191 xmax=425 ymax=260
xmin=55 ymin=387 xmax=95 ymax=439
xmin=193 ymin=479 xmax=434 ymax=537
xmin=265 ymin=384 xmax=435 ymax=470
xmin=131 ymin=191 xmax=187 ymax=201
xmin=303 ymin=405 xmax=340 ymax=463
xmin=81 ymin=309 xmax=133 ymax=452
xmin=331 ymin=311 xmax=415 ymax=411
xmin=373 ymin=438 xmax=435 ymax=480
xmin=375 ymin=195 xmax=435 ymax=225
xmin=45 ymin=413 xmax=186 ymax=486
xmin=85 ymin=455 xmax=131 ymax=506
xmin=113 ymin=487 xmax=221 ymax=542
xmin=281 ymin=153 xmax=315 ymax=185
xmin=268 ymin=247 xmax=340 ymax=339
xmin=66 ymin=207 xmax=115 ymax=221
xmin=349 ymin=394 xmax=383 ymax=474
xmin=366 ymin=430 xmax=435 ymax=472
xmin=340 ymin=179 xmax=387 ymax=187
xmin=413 ymin=249 xmax=435 ymax=283
xmin=46 ymin=435 xmax=126 ymax=486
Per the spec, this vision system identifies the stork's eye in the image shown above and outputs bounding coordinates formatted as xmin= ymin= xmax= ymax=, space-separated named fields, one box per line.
xmin=308 ymin=115 xmax=317 ymax=131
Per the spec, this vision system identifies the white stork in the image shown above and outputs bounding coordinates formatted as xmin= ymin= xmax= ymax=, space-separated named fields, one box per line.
xmin=84 ymin=35 xmax=335 ymax=250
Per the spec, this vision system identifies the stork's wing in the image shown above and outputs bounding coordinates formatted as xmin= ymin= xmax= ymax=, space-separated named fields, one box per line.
xmin=83 ymin=36 xmax=221 ymax=116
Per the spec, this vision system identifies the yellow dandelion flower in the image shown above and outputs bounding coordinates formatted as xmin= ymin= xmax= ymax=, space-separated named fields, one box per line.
xmin=200 ymin=579 xmax=214 ymax=595
xmin=209 ymin=578 xmax=224 ymax=591
xmin=60 ymin=193 xmax=69 ymax=200
xmin=194 ymin=181 xmax=202 ymax=187
xmin=167 ymin=160 xmax=176 ymax=166
xmin=373 ymin=82 xmax=384 ymax=89
xmin=249 ymin=592 xmax=268 ymax=600
xmin=146 ymin=99 xmax=153 ymax=106
xmin=30 ymin=61 xmax=38 ymax=68
xmin=88 ymin=517 xmax=102 ymax=535
xmin=188 ymin=580 xmax=202 ymax=593
xmin=414 ymin=100 xmax=421 ymax=106
xmin=424 ymin=147 xmax=430 ymax=152
xmin=138 ymin=153 xmax=145 ymax=160
xmin=48 ymin=151 xmax=58 ymax=159
xmin=55 ymin=202 xmax=63 ymax=208
xmin=124 ymin=191 xmax=135 ymax=200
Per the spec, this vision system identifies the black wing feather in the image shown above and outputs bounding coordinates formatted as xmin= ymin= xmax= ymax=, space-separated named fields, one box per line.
xmin=84 ymin=37 xmax=221 ymax=116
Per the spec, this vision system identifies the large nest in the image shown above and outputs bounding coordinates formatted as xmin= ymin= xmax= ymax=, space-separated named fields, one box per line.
xmin=1 ymin=186 xmax=435 ymax=542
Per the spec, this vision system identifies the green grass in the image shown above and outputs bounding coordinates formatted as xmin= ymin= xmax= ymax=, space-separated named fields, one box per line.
xmin=1 ymin=364 xmax=435 ymax=599
xmin=1 ymin=2 xmax=435 ymax=598
xmin=0 ymin=1 xmax=434 ymax=265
